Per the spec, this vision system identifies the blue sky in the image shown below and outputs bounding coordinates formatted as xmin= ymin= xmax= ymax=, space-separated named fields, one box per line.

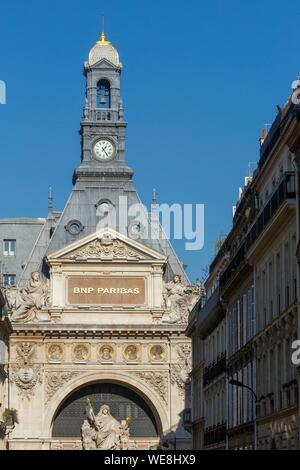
xmin=0 ymin=0 xmax=299 ymax=281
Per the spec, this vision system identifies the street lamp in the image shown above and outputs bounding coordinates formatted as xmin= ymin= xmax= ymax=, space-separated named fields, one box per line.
xmin=229 ymin=379 xmax=257 ymax=450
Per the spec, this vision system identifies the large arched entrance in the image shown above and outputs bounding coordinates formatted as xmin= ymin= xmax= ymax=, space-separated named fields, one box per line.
xmin=52 ymin=382 xmax=158 ymax=438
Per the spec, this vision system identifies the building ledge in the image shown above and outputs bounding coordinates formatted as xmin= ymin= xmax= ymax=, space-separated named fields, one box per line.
xmin=256 ymin=404 xmax=298 ymax=425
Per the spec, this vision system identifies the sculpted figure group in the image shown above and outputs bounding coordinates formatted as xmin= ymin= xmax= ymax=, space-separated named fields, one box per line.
xmin=81 ymin=400 xmax=132 ymax=450
xmin=5 ymin=272 xmax=49 ymax=323
xmin=162 ymin=275 xmax=202 ymax=324
xmin=4 ymin=271 xmax=201 ymax=326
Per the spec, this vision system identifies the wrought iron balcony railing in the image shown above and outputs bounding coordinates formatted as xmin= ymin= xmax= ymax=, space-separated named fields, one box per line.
xmin=203 ymin=354 xmax=226 ymax=387
xmin=204 ymin=422 xmax=226 ymax=446
xmin=220 ymin=173 xmax=295 ymax=290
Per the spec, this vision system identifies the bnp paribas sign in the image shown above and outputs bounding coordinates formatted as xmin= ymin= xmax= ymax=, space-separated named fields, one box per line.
xmin=68 ymin=276 xmax=146 ymax=306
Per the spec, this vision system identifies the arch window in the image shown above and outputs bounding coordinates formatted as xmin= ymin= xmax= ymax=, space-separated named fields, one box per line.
xmin=52 ymin=382 xmax=158 ymax=438
xmin=97 ymin=79 xmax=111 ymax=108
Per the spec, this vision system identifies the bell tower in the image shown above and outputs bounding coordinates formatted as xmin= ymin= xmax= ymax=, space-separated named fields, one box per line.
xmin=38 ymin=30 xmax=187 ymax=284
xmin=75 ymin=31 xmax=131 ymax=182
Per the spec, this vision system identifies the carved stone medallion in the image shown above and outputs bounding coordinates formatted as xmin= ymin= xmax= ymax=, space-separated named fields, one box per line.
xmin=98 ymin=345 xmax=114 ymax=362
xmin=124 ymin=345 xmax=140 ymax=362
xmin=48 ymin=344 xmax=64 ymax=362
xmin=11 ymin=342 xmax=42 ymax=399
xmin=149 ymin=345 xmax=165 ymax=362
xmin=73 ymin=344 xmax=90 ymax=362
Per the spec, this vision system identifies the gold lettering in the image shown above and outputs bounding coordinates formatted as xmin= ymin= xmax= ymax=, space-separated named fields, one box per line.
xmin=75 ymin=285 xmax=141 ymax=295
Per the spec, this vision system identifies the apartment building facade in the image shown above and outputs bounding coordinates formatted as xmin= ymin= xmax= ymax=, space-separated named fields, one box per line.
xmin=188 ymin=83 xmax=300 ymax=450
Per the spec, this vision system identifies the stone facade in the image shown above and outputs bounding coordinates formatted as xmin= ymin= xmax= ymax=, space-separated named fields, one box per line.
xmin=0 ymin=290 xmax=12 ymax=450
xmin=0 ymin=32 xmax=197 ymax=450
xmin=188 ymin=80 xmax=300 ymax=450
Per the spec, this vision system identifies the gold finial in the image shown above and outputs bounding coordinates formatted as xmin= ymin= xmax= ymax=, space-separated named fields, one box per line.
xmin=98 ymin=31 xmax=110 ymax=45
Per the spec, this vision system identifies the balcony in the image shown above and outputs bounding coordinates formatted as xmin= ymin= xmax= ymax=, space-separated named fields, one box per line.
xmin=84 ymin=108 xmax=121 ymax=122
xmin=245 ymin=172 xmax=295 ymax=251
xmin=204 ymin=422 xmax=226 ymax=446
xmin=203 ymin=354 xmax=226 ymax=387
xmin=196 ymin=286 xmax=226 ymax=338
xmin=219 ymin=242 xmax=246 ymax=290
xmin=220 ymin=173 xmax=295 ymax=291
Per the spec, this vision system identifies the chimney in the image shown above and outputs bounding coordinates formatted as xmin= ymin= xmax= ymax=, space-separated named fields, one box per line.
xmin=259 ymin=127 xmax=267 ymax=147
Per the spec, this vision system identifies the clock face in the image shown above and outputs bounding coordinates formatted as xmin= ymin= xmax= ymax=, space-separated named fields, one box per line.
xmin=93 ymin=139 xmax=115 ymax=160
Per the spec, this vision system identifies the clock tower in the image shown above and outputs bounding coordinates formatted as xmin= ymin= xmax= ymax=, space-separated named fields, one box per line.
xmin=76 ymin=32 xmax=131 ymax=180
xmin=43 ymin=30 xmax=187 ymax=283
xmin=4 ymin=29 xmax=195 ymax=451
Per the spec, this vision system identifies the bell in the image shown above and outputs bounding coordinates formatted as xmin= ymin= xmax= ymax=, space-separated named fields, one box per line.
xmin=100 ymin=95 xmax=106 ymax=105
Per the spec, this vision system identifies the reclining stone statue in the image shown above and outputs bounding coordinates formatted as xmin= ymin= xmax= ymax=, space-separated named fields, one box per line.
xmin=6 ymin=271 xmax=49 ymax=323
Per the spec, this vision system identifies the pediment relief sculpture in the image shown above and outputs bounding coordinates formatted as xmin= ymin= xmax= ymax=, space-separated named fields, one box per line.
xmin=6 ymin=271 xmax=50 ymax=323
xmin=82 ymin=401 xmax=131 ymax=450
xmin=162 ymin=275 xmax=202 ymax=324
xmin=64 ymin=235 xmax=148 ymax=261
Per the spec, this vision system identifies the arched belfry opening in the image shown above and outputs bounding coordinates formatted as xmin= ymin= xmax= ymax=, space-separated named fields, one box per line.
xmin=97 ymin=79 xmax=111 ymax=108
xmin=52 ymin=382 xmax=159 ymax=438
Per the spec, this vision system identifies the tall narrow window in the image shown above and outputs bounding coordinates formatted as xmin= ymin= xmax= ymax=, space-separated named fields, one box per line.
xmin=96 ymin=79 xmax=111 ymax=108
xmin=3 ymin=274 xmax=16 ymax=287
xmin=3 ymin=239 xmax=16 ymax=256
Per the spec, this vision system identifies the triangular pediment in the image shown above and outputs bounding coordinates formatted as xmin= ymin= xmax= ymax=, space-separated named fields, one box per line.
xmin=88 ymin=57 xmax=120 ymax=69
xmin=46 ymin=227 xmax=167 ymax=264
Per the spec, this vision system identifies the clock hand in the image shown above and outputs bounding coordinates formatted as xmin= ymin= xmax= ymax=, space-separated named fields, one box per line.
xmin=102 ymin=147 xmax=109 ymax=157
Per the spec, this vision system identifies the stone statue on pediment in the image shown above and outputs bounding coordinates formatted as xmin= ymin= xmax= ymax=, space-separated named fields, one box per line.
xmin=7 ymin=271 xmax=49 ymax=323
xmin=162 ymin=275 xmax=202 ymax=324
xmin=82 ymin=400 xmax=131 ymax=450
